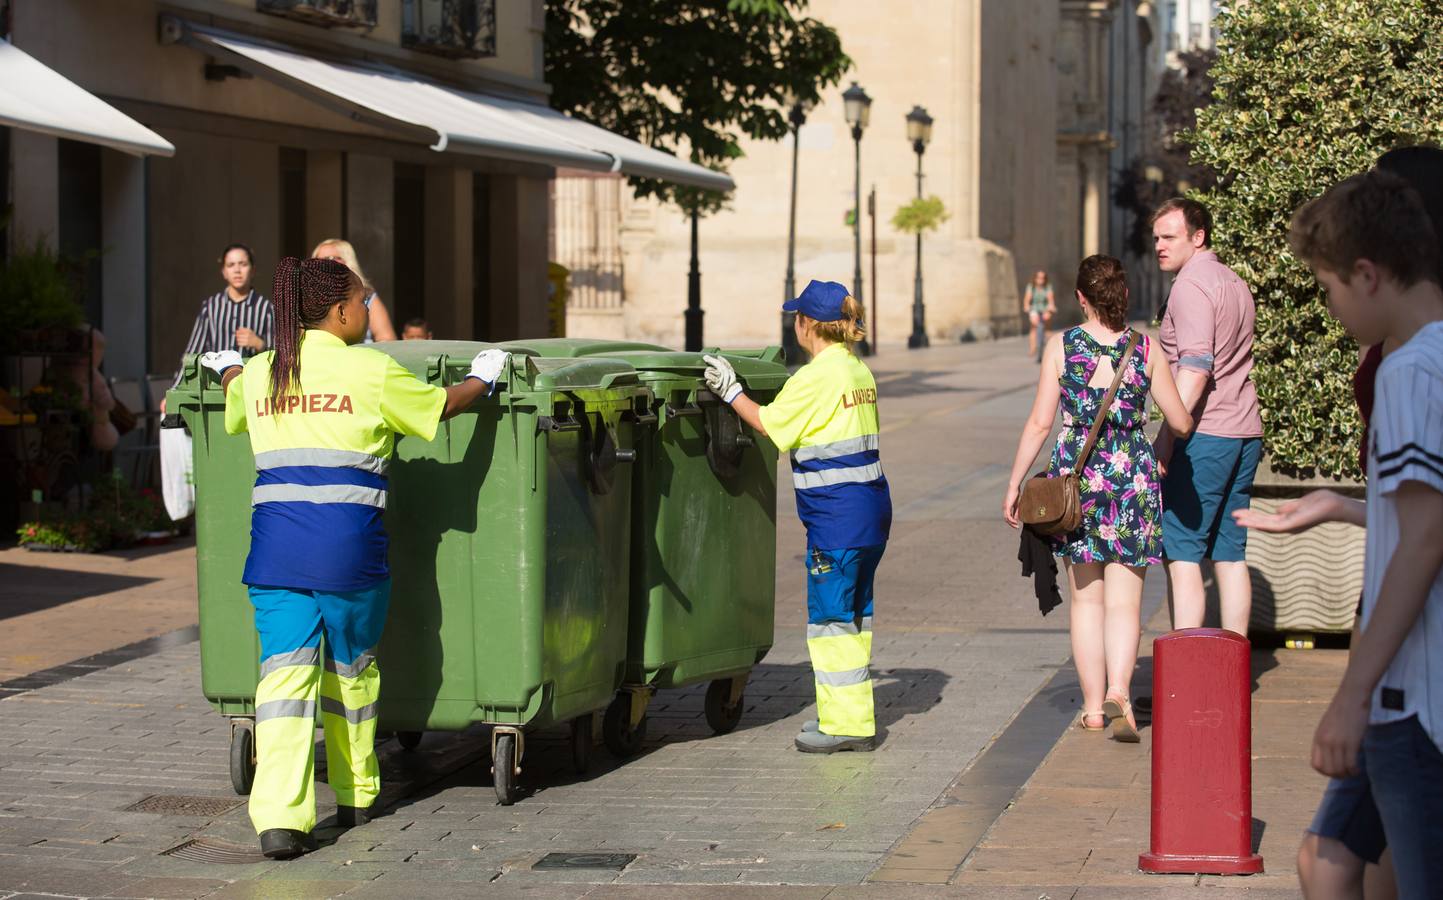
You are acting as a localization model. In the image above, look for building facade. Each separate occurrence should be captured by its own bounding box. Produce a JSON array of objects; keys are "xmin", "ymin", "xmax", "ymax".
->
[
  {"xmin": 560, "ymin": 0, "xmax": 1165, "ymax": 349},
  {"xmin": 4, "ymin": 0, "xmax": 709, "ymax": 382}
]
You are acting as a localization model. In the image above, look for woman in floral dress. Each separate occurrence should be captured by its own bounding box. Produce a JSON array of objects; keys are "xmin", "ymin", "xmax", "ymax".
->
[{"xmin": 1004, "ymin": 255, "xmax": 1193, "ymax": 741}]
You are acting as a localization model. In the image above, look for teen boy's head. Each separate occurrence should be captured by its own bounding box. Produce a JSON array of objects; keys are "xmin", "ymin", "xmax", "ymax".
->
[
  {"xmin": 402, "ymin": 318, "xmax": 432, "ymax": 340},
  {"xmin": 1288, "ymin": 169, "xmax": 1441, "ymax": 346}
]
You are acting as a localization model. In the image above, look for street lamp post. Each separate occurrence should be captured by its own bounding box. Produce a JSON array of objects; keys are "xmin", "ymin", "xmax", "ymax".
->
[
  {"xmin": 906, "ymin": 104, "xmax": 933, "ymax": 350},
  {"xmin": 781, "ymin": 99, "xmax": 808, "ymax": 364},
  {"xmin": 843, "ymin": 82, "xmax": 872, "ymax": 354}
]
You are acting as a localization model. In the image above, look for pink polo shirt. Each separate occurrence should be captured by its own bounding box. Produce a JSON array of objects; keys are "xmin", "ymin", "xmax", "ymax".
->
[{"xmin": 1158, "ymin": 250, "xmax": 1263, "ymax": 438}]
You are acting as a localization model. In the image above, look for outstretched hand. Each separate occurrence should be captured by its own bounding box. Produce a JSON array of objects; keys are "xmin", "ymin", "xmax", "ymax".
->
[{"xmin": 1232, "ymin": 489, "xmax": 1346, "ymax": 535}]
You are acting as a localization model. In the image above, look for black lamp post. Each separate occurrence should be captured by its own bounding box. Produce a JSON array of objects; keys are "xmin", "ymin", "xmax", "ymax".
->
[
  {"xmin": 781, "ymin": 98, "xmax": 809, "ymax": 364},
  {"xmin": 843, "ymin": 82, "xmax": 872, "ymax": 354},
  {"xmin": 906, "ymin": 104, "xmax": 933, "ymax": 349}
]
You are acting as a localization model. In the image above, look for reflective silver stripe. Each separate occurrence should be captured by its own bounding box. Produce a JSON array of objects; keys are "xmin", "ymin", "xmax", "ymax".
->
[
  {"xmin": 859, "ymin": 616, "xmax": 874, "ymax": 633},
  {"xmin": 259, "ymin": 647, "xmax": 321, "ymax": 680},
  {"xmin": 793, "ymin": 462, "xmax": 884, "ymax": 490},
  {"xmin": 255, "ymin": 699, "xmax": 316, "ymax": 723},
  {"xmin": 793, "ymin": 434, "xmax": 880, "ymax": 463},
  {"xmin": 252, "ymin": 484, "xmax": 387, "ymax": 508},
  {"xmin": 324, "ymin": 651, "xmax": 376, "ymax": 679},
  {"xmin": 807, "ymin": 622, "xmax": 860, "ymax": 639},
  {"xmin": 814, "ymin": 667, "xmax": 871, "ymax": 687},
  {"xmin": 254, "ymin": 448, "xmax": 389, "ymax": 475},
  {"xmin": 320, "ymin": 696, "xmax": 380, "ymax": 724}
]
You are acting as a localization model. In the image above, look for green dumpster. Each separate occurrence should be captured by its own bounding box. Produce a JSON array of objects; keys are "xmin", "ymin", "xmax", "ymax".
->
[
  {"xmin": 494, "ymin": 339, "xmax": 791, "ymax": 755},
  {"xmin": 168, "ymin": 342, "xmax": 647, "ymax": 804}
]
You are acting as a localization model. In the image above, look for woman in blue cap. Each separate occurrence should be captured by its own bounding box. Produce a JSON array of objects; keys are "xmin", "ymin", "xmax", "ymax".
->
[{"xmin": 705, "ymin": 280, "xmax": 891, "ymax": 752}]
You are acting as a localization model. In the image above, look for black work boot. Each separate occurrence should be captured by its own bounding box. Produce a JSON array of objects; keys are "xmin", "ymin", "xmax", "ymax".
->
[
  {"xmin": 259, "ymin": 828, "xmax": 316, "ymax": 860},
  {"xmin": 335, "ymin": 805, "xmax": 373, "ymax": 827}
]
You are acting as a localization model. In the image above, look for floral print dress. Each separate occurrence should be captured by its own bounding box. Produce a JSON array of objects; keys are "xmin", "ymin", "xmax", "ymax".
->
[{"xmin": 1047, "ymin": 326, "xmax": 1163, "ymax": 566}]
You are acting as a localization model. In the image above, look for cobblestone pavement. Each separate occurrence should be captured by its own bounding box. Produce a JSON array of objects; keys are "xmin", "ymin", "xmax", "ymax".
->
[{"xmin": 0, "ymin": 336, "xmax": 1215, "ymax": 897}]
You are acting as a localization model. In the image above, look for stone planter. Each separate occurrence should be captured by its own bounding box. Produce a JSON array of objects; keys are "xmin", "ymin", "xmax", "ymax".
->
[{"xmin": 1246, "ymin": 457, "xmax": 1364, "ymax": 638}]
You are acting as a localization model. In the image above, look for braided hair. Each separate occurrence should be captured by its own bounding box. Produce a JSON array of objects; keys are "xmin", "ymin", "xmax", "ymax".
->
[{"xmin": 269, "ymin": 256, "xmax": 359, "ymax": 410}]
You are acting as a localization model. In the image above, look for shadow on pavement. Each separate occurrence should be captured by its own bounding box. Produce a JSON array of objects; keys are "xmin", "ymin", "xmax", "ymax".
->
[{"xmin": 0, "ymin": 562, "xmax": 157, "ymax": 619}]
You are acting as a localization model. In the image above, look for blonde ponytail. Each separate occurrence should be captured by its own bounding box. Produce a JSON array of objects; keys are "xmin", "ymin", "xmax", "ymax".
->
[{"xmin": 811, "ymin": 295, "xmax": 867, "ymax": 345}]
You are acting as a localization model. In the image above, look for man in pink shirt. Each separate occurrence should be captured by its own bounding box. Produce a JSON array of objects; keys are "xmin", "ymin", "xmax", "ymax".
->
[{"xmin": 1151, "ymin": 198, "xmax": 1265, "ymax": 636}]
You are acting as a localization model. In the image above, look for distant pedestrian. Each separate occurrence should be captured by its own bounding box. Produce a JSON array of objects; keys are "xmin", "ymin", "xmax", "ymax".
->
[
  {"xmin": 312, "ymin": 239, "xmax": 398, "ymax": 342},
  {"xmin": 401, "ymin": 318, "xmax": 432, "ymax": 341},
  {"xmin": 1022, "ymin": 269, "xmax": 1056, "ymax": 359},
  {"xmin": 198, "ymin": 256, "xmax": 507, "ymax": 859},
  {"xmin": 164, "ymin": 243, "xmax": 273, "ymax": 411},
  {"xmin": 1240, "ymin": 167, "xmax": 1443, "ymax": 900},
  {"xmin": 1151, "ymin": 198, "xmax": 1263, "ymax": 636},
  {"xmin": 705, "ymin": 280, "xmax": 891, "ymax": 753},
  {"xmin": 1004, "ymin": 255, "xmax": 1192, "ymax": 741}
]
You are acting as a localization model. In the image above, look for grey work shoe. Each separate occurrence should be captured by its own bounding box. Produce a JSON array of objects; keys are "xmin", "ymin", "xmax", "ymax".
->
[
  {"xmin": 794, "ymin": 730, "xmax": 875, "ymax": 753},
  {"xmin": 802, "ymin": 718, "xmax": 819, "ymax": 733}
]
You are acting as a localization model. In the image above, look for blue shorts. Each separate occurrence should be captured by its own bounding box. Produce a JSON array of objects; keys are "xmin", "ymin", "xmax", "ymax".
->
[
  {"xmin": 1364, "ymin": 716, "xmax": 1443, "ymax": 895},
  {"xmin": 1161, "ymin": 434, "xmax": 1262, "ymax": 563},
  {"xmin": 1308, "ymin": 765, "xmax": 1385, "ymax": 865},
  {"xmin": 805, "ymin": 545, "xmax": 884, "ymax": 627}
]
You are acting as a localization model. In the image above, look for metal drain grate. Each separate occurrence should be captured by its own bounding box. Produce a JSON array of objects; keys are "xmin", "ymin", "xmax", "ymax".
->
[
  {"xmin": 161, "ymin": 837, "xmax": 269, "ymax": 864},
  {"xmin": 125, "ymin": 794, "xmax": 245, "ymax": 817},
  {"xmin": 532, "ymin": 852, "xmax": 636, "ymax": 871}
]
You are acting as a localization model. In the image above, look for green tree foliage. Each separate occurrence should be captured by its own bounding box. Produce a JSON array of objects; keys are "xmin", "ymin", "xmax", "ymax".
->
[
  {"xmin": 1186, "ymin": 0, "xmax": 1443, "ymax": 480},
  {"xmin": 545, "ymin": 0, "xmax": 850, "ymax": 214},
  {"xmin": 890, "ymin": 196, "xmax": 949, "ymax": 235}
]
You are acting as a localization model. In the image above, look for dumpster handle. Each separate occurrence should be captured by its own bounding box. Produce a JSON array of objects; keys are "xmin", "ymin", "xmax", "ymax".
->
[
  {"xmin": 537, "ymin": 415, "xmax": 582, "ymax": 433},
  {"xmin": 614, "ymin": 448, "xmax": 637, "ymax": 463}
]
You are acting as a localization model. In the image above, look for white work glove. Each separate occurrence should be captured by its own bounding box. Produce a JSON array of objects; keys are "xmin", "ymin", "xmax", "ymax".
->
[
  {"xmin": 703, "ymin": 354, "xmax": 743, "ymax": 404},
  {"xmin": 199, "ymin": 350, "xmax": 244, "ymax": 377},
  {"xmin": 466, "ymin": 349, "xmax": 510, "ymax": 394}
]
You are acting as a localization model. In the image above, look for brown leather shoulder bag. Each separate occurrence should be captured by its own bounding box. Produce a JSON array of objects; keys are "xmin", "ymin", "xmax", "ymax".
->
[{"xmin": 1019, "ymin": 330, "xmax": 1140, "ymax": 536}]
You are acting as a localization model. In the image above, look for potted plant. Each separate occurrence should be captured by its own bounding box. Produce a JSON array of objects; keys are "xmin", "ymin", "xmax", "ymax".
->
[
  {"xmin": 16, "ymin": 520, "xmax": 70, "ymax": 552},
  {"xmin": 1185, "ymin": 2, "xmax": 1442, "ymax": 640}
]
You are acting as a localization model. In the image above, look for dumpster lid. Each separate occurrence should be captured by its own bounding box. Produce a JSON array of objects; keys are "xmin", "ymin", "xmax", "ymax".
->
[
  {"xmin": 368, "ymin": 340, "xmax": 639, "ymax": 392},
  {"xmin": 494, "ymin": 338, "xmax": 672, "ymax": 357},
  {"xmin": 586, "ymin": 349, "xmax": 790, "ymax": 391}
]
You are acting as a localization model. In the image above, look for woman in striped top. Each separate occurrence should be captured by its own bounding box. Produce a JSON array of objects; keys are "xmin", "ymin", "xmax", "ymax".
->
[
  {"xmin": 169, "ymin": 244, "xmax": 274, "ymax": 394},
  {"xmin": 311, "ymin": 239, "xmax": 398, "ymax": 342}
]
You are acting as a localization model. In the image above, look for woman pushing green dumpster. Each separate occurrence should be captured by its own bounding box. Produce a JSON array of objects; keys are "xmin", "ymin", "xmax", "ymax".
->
[
  {"xmin": 704, "ymin": 279, "xmax": 892, "ymax": 752},
  {"xmin": 199, "ymin": 256, "xmax": 508, "ymax": 859}
]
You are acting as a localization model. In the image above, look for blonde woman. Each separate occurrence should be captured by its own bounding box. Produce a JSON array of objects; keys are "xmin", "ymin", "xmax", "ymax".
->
[
  {"xmin": 1022, "ymin": 269, "xmax": 1056, "ymax": 359},
  {"xmin": 311, "ymin": 239, "xmax": 398, "ymax": 342}
]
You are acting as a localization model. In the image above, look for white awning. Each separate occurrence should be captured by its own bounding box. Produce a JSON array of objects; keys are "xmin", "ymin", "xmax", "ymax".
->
[
  {"xmin": 0, "ymin": 39, "xmax": 175, "ymax": 157},
  {"xmin": 171, "ymin": 21, "xmax": 733, "ymax": 192}
]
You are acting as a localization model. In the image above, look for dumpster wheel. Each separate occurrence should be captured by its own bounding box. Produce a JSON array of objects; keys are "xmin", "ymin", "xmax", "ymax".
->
[
  {"xmin": 603, "ymin": 693, "xmax": 648, "ymax": 758},
  {"xmin": 491, "ymin": 729, "xmax": 521, "ymax": 806},
  {"xmin": 396, "ymin": 731, "xmax": 423, "ymax": 751},
  {"xmin": 704, "ymin": 678, "xmax": 746, "ymax": 735},
  {"xmin": 229, "ymin": 719, "xmax": 256, "ymax": 796},
  {"xmin": 570, "ymin": 715, "xmax": 594, "ymax": 774}
]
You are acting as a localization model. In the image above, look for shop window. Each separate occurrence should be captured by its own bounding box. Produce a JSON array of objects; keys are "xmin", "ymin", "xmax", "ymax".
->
[
  {"xmin": 402, "ymin": 0, "xmax": 497, "ymax": 59},
  {"xmin": 279, "ymin": 148, "xmax": 308, "ymax": 259},
  {"xmin": 257, "ymin": 0, "xmax": 377, "ymax": 29},
  {"xmin": 57, "ymin": 140, "xmax": 102, "ymax": 329},
  {"xmin": 393, "ymin": 163, "xmax": 426, "ymax": 326}
]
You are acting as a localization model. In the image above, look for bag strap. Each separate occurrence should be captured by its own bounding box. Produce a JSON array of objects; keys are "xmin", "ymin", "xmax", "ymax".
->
[{"xmin": 1070, "ymin": 329, "xmax": 1140, "ymax": 475}]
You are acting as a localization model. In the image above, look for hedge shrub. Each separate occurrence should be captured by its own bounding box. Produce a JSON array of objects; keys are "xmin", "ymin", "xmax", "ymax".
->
[{"xmin": 1186, "ymin": 0, "xmax": 1443, "ymax": 480}]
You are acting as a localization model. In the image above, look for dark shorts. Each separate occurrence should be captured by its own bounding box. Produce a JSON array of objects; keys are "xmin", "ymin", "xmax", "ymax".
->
[
  {"xmin": 1161, "ymin": 434, "xmax": 1262, "ymax": 563},
  {"xmin": 1307, "ymin": 764, "xmax": 1386, "ymax": 865},
  {"xmin": 1364, "ymin": 716, "xmax": 1443, "ymax": 896}
]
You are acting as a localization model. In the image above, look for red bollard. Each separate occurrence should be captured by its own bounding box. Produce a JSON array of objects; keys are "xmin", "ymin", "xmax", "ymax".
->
[{"xmin": 1139, "ymin": 627, "xmax": 1264, "ymax": 875}]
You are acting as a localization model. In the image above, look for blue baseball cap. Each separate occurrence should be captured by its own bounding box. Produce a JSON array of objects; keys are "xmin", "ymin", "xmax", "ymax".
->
[{"xmin": 783, "ymin": 280, "xmax": 849, "ymax": 321}]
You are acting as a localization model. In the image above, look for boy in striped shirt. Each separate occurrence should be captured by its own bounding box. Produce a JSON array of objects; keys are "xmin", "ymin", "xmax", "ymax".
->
[{"xmin": 1240, "ymin": 169, "xmax": 1443, "ymax": 897}]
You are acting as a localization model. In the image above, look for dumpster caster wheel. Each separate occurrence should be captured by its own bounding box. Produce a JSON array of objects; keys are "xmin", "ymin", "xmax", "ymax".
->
[
  {"xmin": 492, "ymin": 732, "xmax": 518, "ymax": 806},
  {"xmin": 603, "ymin": 695, "xmax": 647, "ymax": 758},
  {"xmin": 1285, "ymin": 634, "xmax": 1316, "ymax": 650},
  {"xmin": 229, "ymin": 722, "xmax": 256, "ymax": 796},
  {"xmin": 570, "ymin": 715, "xmax": 593, "ymax": 775},
  {"xmin": 396, "ymin": 731, "xmax": 423, "ymax": 751},
  {"xmin": 704, "ymin": 679, "xmax": 745, "ymax": 735}
]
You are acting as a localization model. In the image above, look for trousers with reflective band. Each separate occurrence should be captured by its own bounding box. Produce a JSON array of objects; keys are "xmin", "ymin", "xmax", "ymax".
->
[
  {"xmin": 805, "ymin": 545, "xmax": 884, "ymax": 738},
  {"xmin": 247, "ymin": 580, "xmax": 389, "ymax": 834}
]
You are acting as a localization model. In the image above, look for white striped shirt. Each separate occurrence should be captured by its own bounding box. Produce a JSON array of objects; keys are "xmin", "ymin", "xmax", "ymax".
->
[
  {"xmin": 173, "ymin": 289, "xmax": 274, "ymax": 385},
  {"xmin": 1361, "ymin": 320, "xmax": 1443, "ymax": 749}
]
